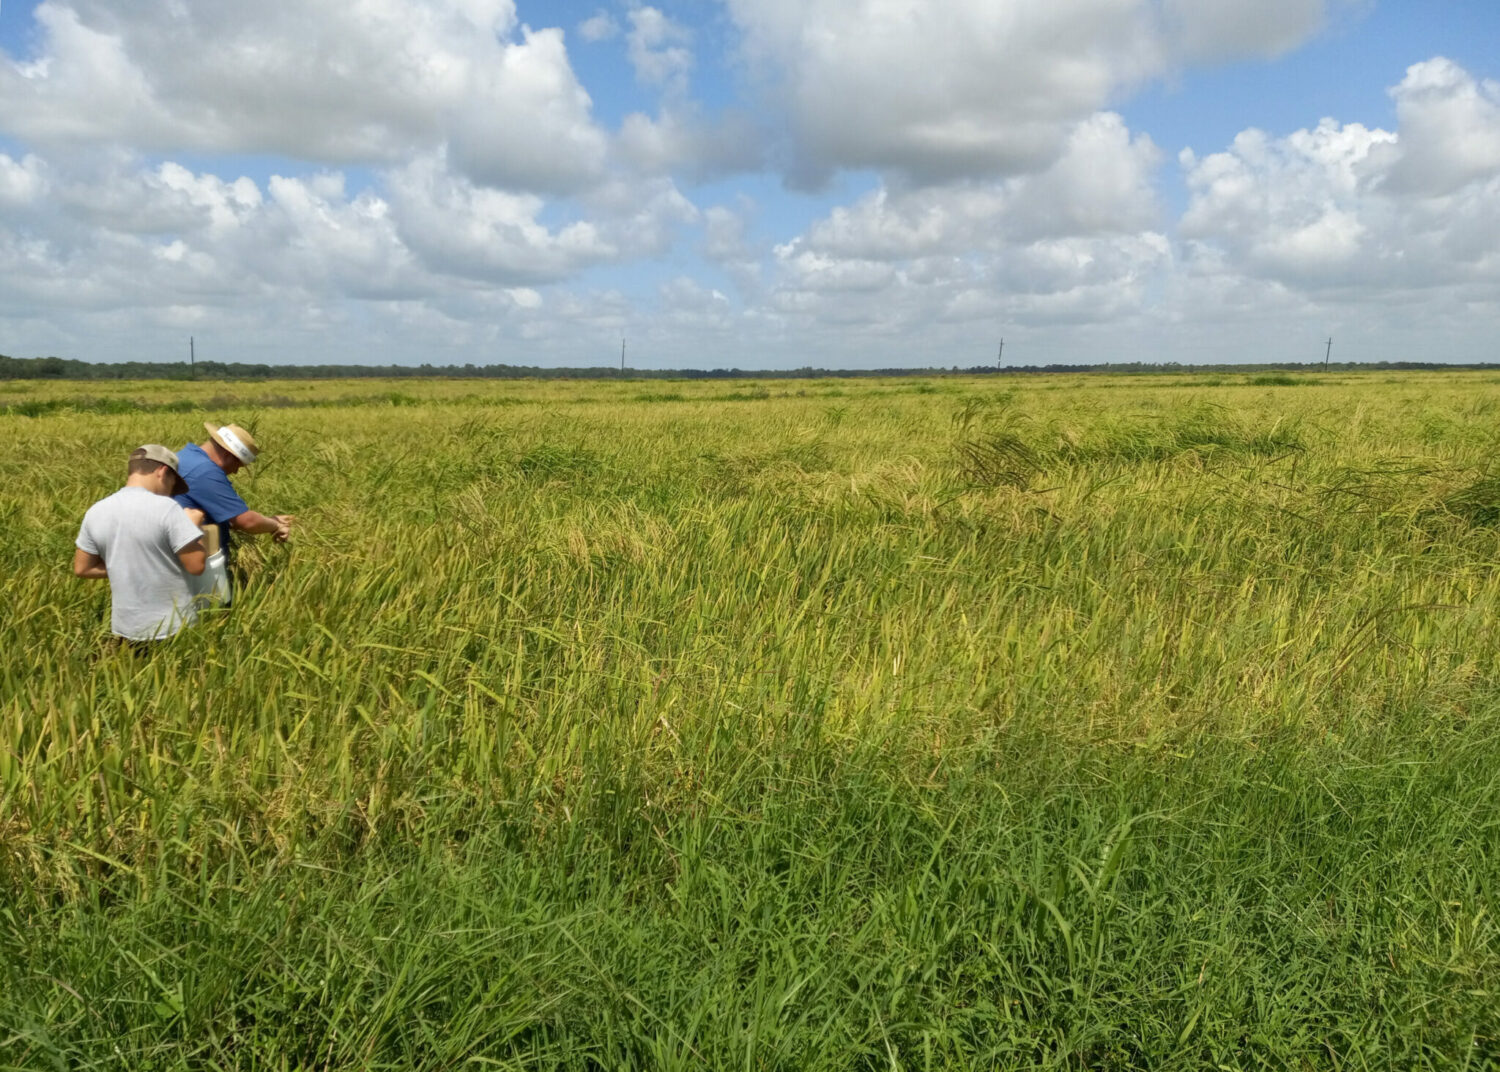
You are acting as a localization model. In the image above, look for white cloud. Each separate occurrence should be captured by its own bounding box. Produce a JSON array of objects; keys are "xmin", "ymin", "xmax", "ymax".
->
[
  {"xmin": 725, "ymin": 0, "xmax": 1331, "ymax": 186},
  {"xmin": 991, "ymin": 112, "xmax": 1162, "ymax": 241},
  {"xmin": 50, "ymin": 156, "xmax": 262, "ymax": 236},
  {"xmin": 0, "ymin": 153, "xmax": 435, "ymax": 323},
  {"xmin": 1179, "ymin": 120, "xmax": 1396, "ymax": 281},
  {"xmin": 1, "ymin": 3, "xmax": 171, "ymax": 142},
  {"xmin": 763, "ymin": 111, "xmax": 1172, "ymax": 341},
  {"xmin": 701, "ymin": 203, "xmax": 751, "ymax": 263},
  {"xmin": 1175, "ymin": 55, "xmax": 1500, "ymax": 352},
  {"xmin": 0, "ymin": 140, "xmax": 700, "ymax": 350},
  {"xmin": 0, "ymin": 2, "xmax": 1496, "ymax": 370},
  {"xmin": 761, "ymin": 226, "xmax": 1173, "ymax": 342},
  {"xmin": 260, "ymin": 173, "xmax": 421, "ymax": 299},
  {"xmin": 615, "ymin": 108, "xmax": 764, "ymax": 179},
  {"xmin": 580, "ymin": 173, "xmax": 700, "ymax": 257},
  {"xmin": 383, "ymin": 153, "xmax": 614, "ymax": 285},
  {"xmin": 155, "ymin": 164, "xmax": 263, "ymax": 231},
  {"xmin": 1159, "ymin": 0, "xmax": 1330, "ymax": 63},
  {"xmin": 627, "ymin": 6, "xmax": 693, "ymax": 96},
  {"xmin": 774, "ymin": 247, "xmax": 897, "ymax": 293},
  {"xmin": 0, "ymin": 0, "xmax": 608, "ymax": 194},
  {"xmin": 700, "ymin": 201, "xmax": 764, "ymax": 296},
  {"xmin": 445, "ymin": 26, "xmax": 608, "ymax": 194},
  {"xmin": 660, "ymin": 275, "xmax": 731, "ymax": 317},
  {"xmin": 1366, "ymin": 58, "xmax": 1500, "ymax": 197},
  {"xmin": 376, "ymin": 153, "xmax": 698, "ymax": 286},
  {"xmin": 796, "ymin": 113, "xmax": 1160, "ymax": 261},
  {"xmin": 0, "ymin": 153, "xmax": 49, "ymax": 208},
  {"xmin": 578, "ymin": 10, "xmax": 620, "ymax": 42}
]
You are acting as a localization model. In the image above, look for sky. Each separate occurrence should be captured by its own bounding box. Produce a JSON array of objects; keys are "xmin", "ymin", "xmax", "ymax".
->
[{"xmin": 1, "ymin": 0, "xmax": 1499, "ymax": 370}]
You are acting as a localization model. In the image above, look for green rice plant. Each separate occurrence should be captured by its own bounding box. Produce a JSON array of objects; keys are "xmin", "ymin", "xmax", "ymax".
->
[
  {"xmin": 1247, "ymin": 373, "xmax": 1313, "ymax": 386},
  {"xmin": 2, "ymin": 370, "xmax": 1499, "ymax": 1068},
  {"xmin": 1434, "ymin": 468, "xmax": 1500, "ymax": 526}
]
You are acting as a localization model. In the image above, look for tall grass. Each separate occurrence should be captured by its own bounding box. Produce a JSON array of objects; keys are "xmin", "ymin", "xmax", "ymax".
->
[{"xmin": 2, "ymin": 372, "xmax": 1498, "ymax": 1068}]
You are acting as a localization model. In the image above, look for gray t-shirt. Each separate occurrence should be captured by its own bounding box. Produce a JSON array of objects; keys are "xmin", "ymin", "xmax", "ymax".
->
[{"xmin": 77, "ymin": 486, "xmax": 204, "ymax": 640}]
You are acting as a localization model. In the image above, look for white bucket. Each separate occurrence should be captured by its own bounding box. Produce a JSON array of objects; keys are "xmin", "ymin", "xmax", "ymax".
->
[
  {"xmin": 190, "ymin": 548, "xmax": 231, "ymax": 608},
  {"xmin": 189, "ymin": 523, "xmax": 231, "ymax": 608}
]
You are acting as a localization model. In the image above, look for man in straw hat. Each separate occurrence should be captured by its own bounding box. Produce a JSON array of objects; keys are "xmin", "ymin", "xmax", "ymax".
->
[
  {"xmin": 173, "ymin": 422, "xmax": 294, "ymax": 604},
  {"xmin": 74, "ymin": 445, "xmax": 207, "ymax": 642}
]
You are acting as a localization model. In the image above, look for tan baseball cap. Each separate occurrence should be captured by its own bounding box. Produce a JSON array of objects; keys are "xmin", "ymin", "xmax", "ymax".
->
[
  {"xmin": 132, "ymin": 444, "xmax": 190, "ymax": 496},
  {"xmin": 204, "ymin": 422, "xmax": 258, "ymax": 464}
]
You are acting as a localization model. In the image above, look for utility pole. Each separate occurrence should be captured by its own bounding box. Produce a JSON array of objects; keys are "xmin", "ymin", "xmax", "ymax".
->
[
  {"xmin": 190, "ymin": 336, "xmax": 195, "ymax": 380},
  {"xmin": 621, "ymin": 337, "xmax": 626, "ymax": 374},
  {"xmin": 1324, "ymin": 336, "xmax": 1332, "ymax": 368},
  {"xmin": 997, "ymin": 337, "xmax": 1004, "ymax": 368}
]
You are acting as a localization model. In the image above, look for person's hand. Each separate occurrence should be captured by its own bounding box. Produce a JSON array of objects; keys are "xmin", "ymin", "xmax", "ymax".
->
[
  {"xmin": 183, "ymin": 507, "xmax": 206, "ymax": 526},
  {"xmin": 272, "ymin": 514, "xmax": 295, "ymax": 543}
]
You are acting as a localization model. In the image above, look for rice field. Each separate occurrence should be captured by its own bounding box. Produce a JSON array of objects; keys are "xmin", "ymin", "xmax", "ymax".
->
[{"xmin": 2, "ymin": 370, "xmax": 1498, "ymax": 1069}]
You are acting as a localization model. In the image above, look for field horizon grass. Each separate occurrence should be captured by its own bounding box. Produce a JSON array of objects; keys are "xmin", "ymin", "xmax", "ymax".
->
[{"xmin": 2, "ymin": 371, "xmax": 1498, "ymax": 1068}]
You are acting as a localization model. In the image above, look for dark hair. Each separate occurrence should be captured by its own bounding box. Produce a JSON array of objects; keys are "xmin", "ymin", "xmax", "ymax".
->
[{"xmin": 127, "ymin": 450, "xmax": 167, "ymax": 478}]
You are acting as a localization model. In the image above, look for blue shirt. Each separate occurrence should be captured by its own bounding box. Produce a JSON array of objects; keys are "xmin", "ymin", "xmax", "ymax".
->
[{"xmin": 174, "ymin": 442, "xmax": 248, "ymax": 552}]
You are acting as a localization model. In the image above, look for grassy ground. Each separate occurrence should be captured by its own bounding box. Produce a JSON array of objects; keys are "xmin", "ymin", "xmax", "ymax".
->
[{"xmin": 2, "ymin": 371, "xmax": 1498, "ymax": 1068}]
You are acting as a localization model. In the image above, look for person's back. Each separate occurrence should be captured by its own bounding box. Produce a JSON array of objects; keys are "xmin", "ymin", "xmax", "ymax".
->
[
  {"xmin": 174, "ymin": 441, "xmax": 244, "ymax": 557},
  {"xmin": 75, "ymin": 447, "xmax": 206, "ymax": 642},
  {"xmin": 173, "ymin": 422, "xmax": 293, "ymax": 608}
]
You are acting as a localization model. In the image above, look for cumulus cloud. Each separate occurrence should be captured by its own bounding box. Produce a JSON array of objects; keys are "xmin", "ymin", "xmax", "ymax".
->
[
  {"xmin": 0, "ymin": 136, "xmax": 702, "ymax": 347},
  {"xmin": 2, "ymin": 1, "xmax": 1496, "ymax": 370},
  {"xmin": 445, "ymin": 26, "xmax": 608, "ymax": 194},
  {"xmin": 382, "ymin": 153, "xmax": 614, "ymax": 285},
  {"xmin": 627, "ymin": 6, "xmax": 693, "ymax": 96},
  {"xmin": 0, "ymin": 153, "xmax": 431, "ymax": 325},
  {"xmin": 580, "ymin": 172, "xmax": 700, "ymax": 257},
  {"xmin": 698, "ymin": 202, "xmax": 764, "ymax": 296},
  {"xmin": 763, "ymin": 111, "xmax": 1171, "ymax": 339},
  {"xmin": 259, "ymin": 173, "xmax": 422, "ymax": 300},
  {"xmin": 615, "ymin": 108, "xmax": 764, "ymax": 179},
  {"xmin": 0, "ymin": 0, "xmax": 608, "ymax": 194},
  {"xmin": 1173, "ymin": 54, "xmax": 1500, "ymax": 357},
  {"xmin": 1182, "ymin": 58, "xmax": 1500, "ymax": 296},
  {"xmin": 49, "ymin": 155, "xmax": 263, "ymax": 236},
  {"xmin": 991, "ymin": 112, "xmax": 1163, "ymax": 241},
  {"xmin": 578, "ymin": 10, "xmax": 620, "ymax": 42},
  {"xmin": 1366, "ymin": 58, "xmax": 1500, "ymax": 197},
  {"xmin": 796, "ymin": 113, "xmax": 1160, "ymax": 261},
  {"xmin": 659, "ymin": 275, "xmax": 732, "ymax": 325},
  {"xmin": 0, "ymin": 153, "xmax": 49, "ymax": 209},
  {"xmin": 762, "ymin": 226, "xmax": 1172, "ymax": 341},
  {"xmin": 1179, "ymin": 121, "xmax": 1395, "ymax": 282},
  {"xmin": 701, "ymin": 203, "xmax": 751, "ymax": 263},
  {"xmin": 1158, "ymin": 0, "xmax": 1330, "ymax": 63},
  {"xmin": 724, "ymin": 0, "xmax": 1333, "ymax": 186},
  {"xmin": 609, "ymin": 7, "xmax": 765, "ymax": 185}
]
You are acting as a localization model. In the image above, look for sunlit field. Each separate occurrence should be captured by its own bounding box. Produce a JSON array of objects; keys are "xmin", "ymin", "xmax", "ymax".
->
[{"xmin": 3, "ymin": 370, "xmax": 1498, "ymax": 1068}]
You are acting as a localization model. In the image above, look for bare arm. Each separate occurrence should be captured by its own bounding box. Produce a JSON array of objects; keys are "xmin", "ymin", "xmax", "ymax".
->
[
  {"xmin": 177, "ymin": 537, "xmax": 206, "ymax": 576},
  {"xmin": 231, "ymin": 509, "xmax": 294, "ymax": 542},
  {"xmin": 73, "ymin": 548, "xmax": 108, "ymax": 579}
]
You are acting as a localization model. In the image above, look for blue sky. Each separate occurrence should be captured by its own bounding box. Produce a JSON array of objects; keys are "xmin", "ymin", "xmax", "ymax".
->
[
  {"xmin": 1125, "ymin": 3, "xmax": 1499, "ymax": 178},
  {"xmin": 1, "ymin": 0, "xmax": 1498, "ymax": 369}
]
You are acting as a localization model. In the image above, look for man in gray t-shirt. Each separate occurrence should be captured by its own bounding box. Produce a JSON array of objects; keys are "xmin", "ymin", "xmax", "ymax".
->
[{"xmin": 75, "ymin": 445, "xmax": 208, "ymax": 641}]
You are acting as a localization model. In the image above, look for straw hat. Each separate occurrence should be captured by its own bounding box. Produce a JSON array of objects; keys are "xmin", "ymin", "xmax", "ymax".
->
[{"xmin": 204, "ymin": 422, "xmax": 258, "ymax": 464}]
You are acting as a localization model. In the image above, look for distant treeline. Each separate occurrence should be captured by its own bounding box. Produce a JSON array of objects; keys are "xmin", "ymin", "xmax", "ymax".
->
[{"xmin": 2, "ymin": 352, "xmax": 1496, "ymax": 381}]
